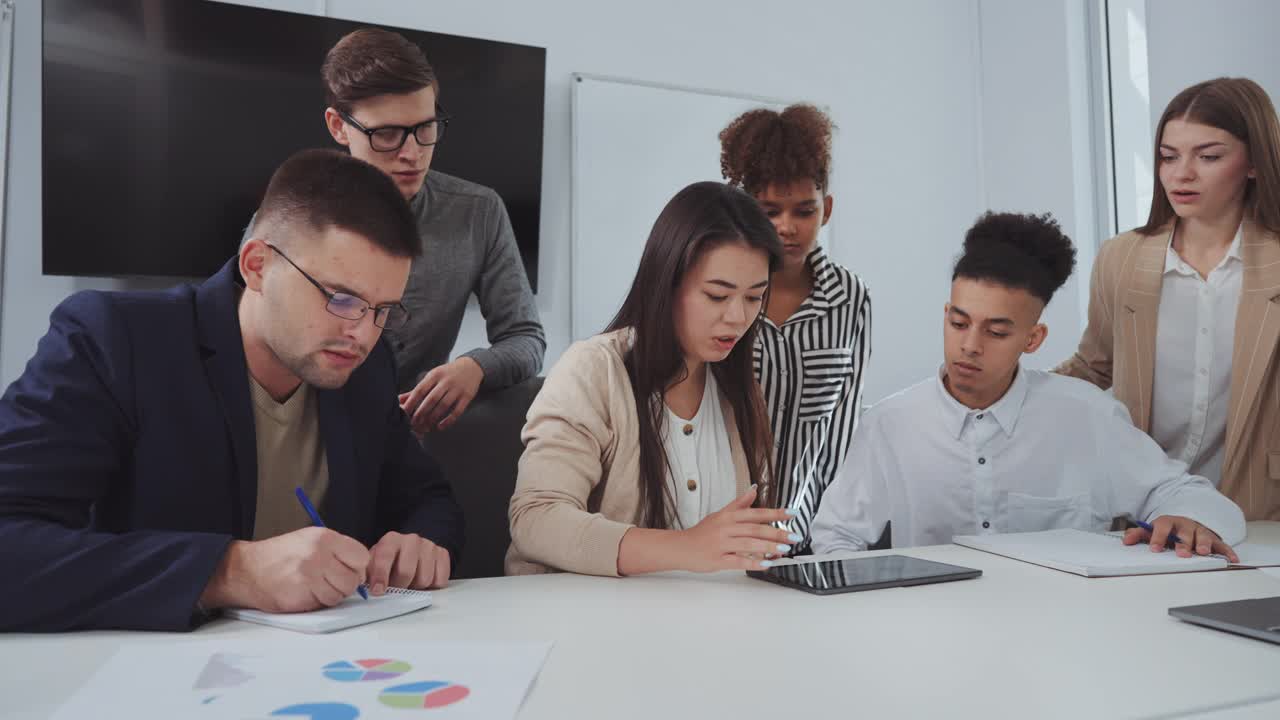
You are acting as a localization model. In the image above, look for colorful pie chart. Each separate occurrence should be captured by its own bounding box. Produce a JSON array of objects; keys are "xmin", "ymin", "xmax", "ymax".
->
[
  {"xmin": 379, "ymin": 681, "xmax": 471, "ymax": 709},
  {"xmin": 322, "ymin": 658, "xmax": 412, "ymax": 682},
  {"xmin": 270, "ymin": 702, "xmax": 360, "ymax": 720}
]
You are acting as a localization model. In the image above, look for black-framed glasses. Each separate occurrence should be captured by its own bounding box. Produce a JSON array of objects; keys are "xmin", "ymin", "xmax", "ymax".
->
[
  {"xmin": 266, "ymin": 243, "xmax": 410, "ymax": 330},
  {"xmin": 338, "ymin": 106, "xmax": 450, "ymax": 152}
]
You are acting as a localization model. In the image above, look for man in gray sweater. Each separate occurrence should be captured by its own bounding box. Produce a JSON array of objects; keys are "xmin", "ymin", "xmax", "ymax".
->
[{"xmin": 313, "ymin": 27, "xmax": 544, "ymax": 433}]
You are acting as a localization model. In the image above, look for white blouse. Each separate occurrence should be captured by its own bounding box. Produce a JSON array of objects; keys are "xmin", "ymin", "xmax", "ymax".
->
[
  {"xmin": 1150, "ymin": 225, "xmax": 1243, "ymax": 487},
  {"xmin": 660, "ymin": 371, "xmax": 737, "ymax": 530}
]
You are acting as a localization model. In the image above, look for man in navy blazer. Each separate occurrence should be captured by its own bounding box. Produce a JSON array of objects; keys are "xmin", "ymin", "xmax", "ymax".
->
[{"xmin": 0, "ymin": 149, "xmax": 464, "ymax": 632}]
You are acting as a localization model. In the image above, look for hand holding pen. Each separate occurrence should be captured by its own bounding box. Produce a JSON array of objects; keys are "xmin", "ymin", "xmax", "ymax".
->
[
  {"xmin": 296, "ymin": 487, "xmax": 369, "ymax": 599},
  {"xmin": 1121, "ymin": 516, "xmax": 1239, "ymax": 563},
  {"xmin": 197, "ymin": 509, "xmax": 372, "ymax": 613}
]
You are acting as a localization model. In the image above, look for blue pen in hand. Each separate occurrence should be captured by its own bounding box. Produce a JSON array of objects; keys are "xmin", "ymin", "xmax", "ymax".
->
[
  {"xmin": 295, "ymin": 487, "xmax": 369, "ymax": 600},
  {"xmin": 1130, "ymin": 519, "xmax": 1184, "ymax": 548}
]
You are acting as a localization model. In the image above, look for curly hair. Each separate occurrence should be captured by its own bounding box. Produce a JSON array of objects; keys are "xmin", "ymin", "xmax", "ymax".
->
[
  {"xmin": 952, "ymin": 212, "xmax": 1077, "ymax": 305},
  {"xmin": 719, "ymin": 104, "xmax": 834, "ymax": 195}
]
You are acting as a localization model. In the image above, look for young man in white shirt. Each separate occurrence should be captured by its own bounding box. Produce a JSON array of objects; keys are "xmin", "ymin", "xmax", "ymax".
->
[{"xmin": 810, "ymin": 212, "xmax": 1245, "ymax": 559}]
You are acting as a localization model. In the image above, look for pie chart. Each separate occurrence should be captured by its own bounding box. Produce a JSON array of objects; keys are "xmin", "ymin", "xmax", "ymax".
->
[
  {"xmin": 270, "ymin": 702, "xmax": 360, "ymax": 720},
  {"xmin": 322, "ymin": 658, "xmax": 412, "ymax": 682},
  {"xmin": 379, "ymin": 681, "xmax": 471, "ymax": 709}
]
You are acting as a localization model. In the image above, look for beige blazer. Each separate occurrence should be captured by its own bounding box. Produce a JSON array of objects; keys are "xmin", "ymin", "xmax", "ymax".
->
[
  {"xmin": 1057, "ymin": 220, "xmax": 1280, "ymax": 520},
  {"xmin": 505, "ymin": 330, "xmax": 751, "ymax": 576}
]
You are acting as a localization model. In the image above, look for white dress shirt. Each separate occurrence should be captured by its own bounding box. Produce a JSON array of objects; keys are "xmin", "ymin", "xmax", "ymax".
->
[
  {"xmin": 661, "ymin": 371, "xmax": 737, "ymax": 530},
  {"xmin": 810, "ymin": 367, "xmax": 1245, "ymax": 552},
  {"xmin": 1150, "ymin": 225, "xmax": 1243, "ymax": 487}
]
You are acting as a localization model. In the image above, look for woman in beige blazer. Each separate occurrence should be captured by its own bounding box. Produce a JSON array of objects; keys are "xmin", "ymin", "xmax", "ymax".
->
[
  {"xmin": 507, "ymin": 182, "xmax": 796, "ymax": 576},
  {"xmin": 1059, "ymin": 77, "xmax": 1280, "ymax": 520}
]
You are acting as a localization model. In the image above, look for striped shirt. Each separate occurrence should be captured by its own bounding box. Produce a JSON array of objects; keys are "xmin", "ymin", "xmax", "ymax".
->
[{"xmin": 753, "ymin": 245, "xmax": 872, "ymax": 552}]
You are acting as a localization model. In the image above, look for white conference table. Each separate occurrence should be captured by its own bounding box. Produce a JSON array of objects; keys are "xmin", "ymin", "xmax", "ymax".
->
[{"xmin": 5, "ymin": 522, "xmax": 1280, "ymax": 720}]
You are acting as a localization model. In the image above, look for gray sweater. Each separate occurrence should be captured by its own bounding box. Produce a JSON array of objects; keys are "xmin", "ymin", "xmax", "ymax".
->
[
  {"xmin": 242, "ymin": 170, "xmax": 544, "ymax": 393},
  {"xmin": 392, "ymin": 170, "xmax": 544, "ymax": 392}
]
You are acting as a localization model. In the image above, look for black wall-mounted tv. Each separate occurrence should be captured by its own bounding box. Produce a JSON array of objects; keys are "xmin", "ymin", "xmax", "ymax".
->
[{"xmin": 42, "ymin": 0, "xmax": 546, "ymax": 290}]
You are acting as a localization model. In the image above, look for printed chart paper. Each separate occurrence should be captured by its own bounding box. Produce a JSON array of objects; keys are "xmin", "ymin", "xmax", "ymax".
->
[{"xmin": 52, "ymin": 640, "xmax": 552, "ymax": 720}]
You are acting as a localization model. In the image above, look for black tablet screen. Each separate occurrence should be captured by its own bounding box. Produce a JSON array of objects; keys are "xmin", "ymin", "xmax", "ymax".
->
[{"xmin": 749, "ymin": 555, "xmax": 981, "ymax": 594}]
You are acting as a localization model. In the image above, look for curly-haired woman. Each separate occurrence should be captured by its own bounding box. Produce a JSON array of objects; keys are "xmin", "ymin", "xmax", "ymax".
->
[{"xmin": 719, "ymin": 104, "xmax": 872, "ymax": 552}]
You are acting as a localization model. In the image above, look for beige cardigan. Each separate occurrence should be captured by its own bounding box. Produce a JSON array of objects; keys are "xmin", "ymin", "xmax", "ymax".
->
[
  {"xmin": 1057, "ymin": 220, "xmax": 1280, "ymax": 520},
  {"xmin": 505, "ymin": 330, "xmax": 751, "ymax": 576}
]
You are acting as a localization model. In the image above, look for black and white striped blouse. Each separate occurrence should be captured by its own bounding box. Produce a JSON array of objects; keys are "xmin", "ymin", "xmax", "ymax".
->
[{"xmin": 753, "ymin": 245, "xmax": 872, "ymax": 552}]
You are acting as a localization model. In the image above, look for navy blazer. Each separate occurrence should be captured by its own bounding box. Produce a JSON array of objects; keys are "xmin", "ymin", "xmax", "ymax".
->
[{"xmin": 0, "ymin": 260, "xmax": 464, "ymax": 632}]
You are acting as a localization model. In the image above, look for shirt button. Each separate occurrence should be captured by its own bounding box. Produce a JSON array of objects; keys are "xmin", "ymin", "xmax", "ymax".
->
[
  {"xmin": 1200, "ymin": 328, "xmax": 1209, "ymax": 335},
  {"xmin": 982, "ymin": 521, "xmax": 991, "ymax": 529},
  {"xmin": 687, "ymin": 479, "xmax": 698, "ymax": 491},
  {"xmin": 978, "ymin": 457, "xmax": 986, "ymax": 465},
  {"xmin": 682, "ymin": 423, "xmax": 694, "ymax": 436},
  {"xmin": 1200, "ymin": 368, "xmax": 1209, "ymax": 376},
  {"xmin": 976, "ymin": 414, "xmax": 984, "ymax": 420}
]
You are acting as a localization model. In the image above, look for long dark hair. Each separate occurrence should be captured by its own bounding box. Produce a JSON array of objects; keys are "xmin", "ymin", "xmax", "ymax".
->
[
  {"xmin": 1140, "ymin": 77, "xmax": 1280, "ymax": 236},
  {"xmin": 605, "ymin": 182, "xmax": 782, "ymax": 529}
]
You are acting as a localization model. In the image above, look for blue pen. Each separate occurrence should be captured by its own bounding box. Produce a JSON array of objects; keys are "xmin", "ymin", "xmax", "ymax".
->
[
  {"xmin": 1130, "ymin": 519, "xmax": 1184, "ymax": 547},
  {"xmin": 295, "ymin": 487, "xmax": 369, "ymax": 600}
]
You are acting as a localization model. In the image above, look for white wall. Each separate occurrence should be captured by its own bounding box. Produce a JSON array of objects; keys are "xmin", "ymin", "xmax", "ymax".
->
[
  {"xmin": 1146, "ymin": 0, "xmax": 1280, "ymax": 125},
  {"xmin": 1, "ymin": 0, "xmax": 1102, "ymax": 403},
  {"xmin": 975, "ymin": 0, "xmax": 1102, "ymax": 374}
]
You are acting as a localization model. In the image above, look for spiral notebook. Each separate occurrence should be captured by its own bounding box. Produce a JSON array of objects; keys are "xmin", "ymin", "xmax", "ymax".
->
[
  {"xmin": 954, "ymin": 529, "xmax": 1280, "ymax": 577},
  {"xmin": 224, "ymin": 587, "xmax": 433, "ymax": 633}
]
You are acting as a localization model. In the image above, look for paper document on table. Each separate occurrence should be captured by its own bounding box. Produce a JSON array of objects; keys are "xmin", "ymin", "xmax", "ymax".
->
[
  {"xmin": 224, "ymin": 587, "xmax": 432, "ymax": 633},
  {"xmin": 51, "ymin": 640, "xmax": 553, "ymax": 720},
  {"xmin": 954, "ymin": 529, "xmax": 1227, "ymax": 577},
  {"xmin": 1230, "ymin": 542, "xmax": 1280, "ymax": 568}
]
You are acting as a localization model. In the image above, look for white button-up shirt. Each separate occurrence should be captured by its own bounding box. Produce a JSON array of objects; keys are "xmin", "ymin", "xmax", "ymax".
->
[
  {"xmin": 1150, "ymin": 226, "xmax": 1243, "ymax": 487},
  {"xmin": 661, "ymin": 370, "xmax": 737, "ymax": 530},
  {"xmin": 811, "ymin": 367, "xmax": 1245, "ymax": 552}
]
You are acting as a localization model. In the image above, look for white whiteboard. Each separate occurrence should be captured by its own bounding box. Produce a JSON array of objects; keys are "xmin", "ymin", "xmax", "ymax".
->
[{"xmin": 570, "ymin": 74, "xmax": 828, "ymax": 341}]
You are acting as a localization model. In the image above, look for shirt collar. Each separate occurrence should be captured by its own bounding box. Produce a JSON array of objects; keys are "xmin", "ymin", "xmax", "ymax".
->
[
  {"xmin": 1163, "ymin": 222, "xmax": 1244, "ymax": 276},
  {"xmin": 934, "ymin": 364, "xmax": 1028, "ymax": 439},
  {"xmin": 804, "ymin": 245, "xmax": 848, "ymax": 309}
]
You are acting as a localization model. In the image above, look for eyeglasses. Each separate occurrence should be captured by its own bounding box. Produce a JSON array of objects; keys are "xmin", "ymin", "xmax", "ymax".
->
[
  {"xmin": 266, "ymin": 243, "xmax": 410, "ymax": 330},
  {"xmin": 338, "ymin": 107, "xmax": 450, "ymax": 152}
]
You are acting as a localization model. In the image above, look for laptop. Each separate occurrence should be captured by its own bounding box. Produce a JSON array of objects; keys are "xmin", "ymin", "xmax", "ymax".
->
[{"xmin": 1168, "ymin": 596, "xmax": 1280, "ymax": 645}]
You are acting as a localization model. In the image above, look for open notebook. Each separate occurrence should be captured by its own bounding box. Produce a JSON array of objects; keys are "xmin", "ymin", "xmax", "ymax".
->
[
  {"xmin": 224, "ymin": 587, "xmax": 433, "ymax": 633},
  {"xmin": 954, "ymin": 529, "xmax": 1280, "ymax": 577}
]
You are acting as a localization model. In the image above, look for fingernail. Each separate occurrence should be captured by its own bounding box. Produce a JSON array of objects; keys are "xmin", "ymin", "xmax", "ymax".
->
[
  {"xmin": 788, "ymin": 533, "xmax": 803, "ymax": 542},
  {"xmin": 373, "ymin": 583, "xmax": 386, "ymax": 595},
  {"xmin": 759, "ymin": 560, "xmax": 774, "ymax": 568},
  {"xmin": 749, "ymin": 483, "xmax": 758, "ymax": 492},
  {"xmin": 784, "ymin": 508, "xmax": 799, "ymax": 516},
  {"xmin": 776, "ymin": 544, "xmax": 791, "ymax": 553}
]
